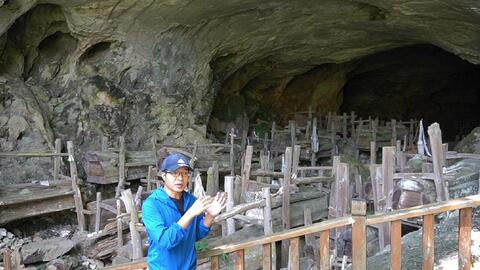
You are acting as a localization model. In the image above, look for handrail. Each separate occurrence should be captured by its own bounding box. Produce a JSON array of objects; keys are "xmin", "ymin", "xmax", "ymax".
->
[
  {"xmin": 367, "ymin": 194, "xmax": 480, "ymax": 225},
  {"xmin": 198, "ymin": 216, "xmax": 354, "ymax": 259}
]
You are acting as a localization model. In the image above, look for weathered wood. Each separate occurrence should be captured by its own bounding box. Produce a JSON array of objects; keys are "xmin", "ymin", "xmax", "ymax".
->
[
  {"xmin": 53, "ymin": 138, "xmax": 62, "ymax": 180},
  {"xmin": 210, "ymin": 255, "xmax": 219, "ymax": 270},
  {"xmin": 101, "ymin": 136, "xmax": 108, "ymax": 151},
  {"xmin": 206, "ymin": 161, "xmax": 219, "ymax": 195},
  {"xmin": 263, "ymin": 188, "xmax": 273, "ymax": 235},
  {"xmin": 382, "ymin": 146, "xmax": 395, "ymax": 210},
  {"xmin": 290, "ymin": 120, "xmax": 297, "ymax": 147},
  {"xmin": 319, "ymin": 230, "xmax": 330, "ymax": 270},
  {"xmin": 71, "ymin": 175, "xmax": 86, "ymax": 232},
  {"xmin": 304, "ymin": 208, "xmax": 320, "ymax": 267},
  {"xmin": 146, "ymin": 166, "xmax": 154, "ymax": 192},
  {"xmin": 288, "ymin": 237, "xmax": 300, "ymax": 270},
  {"xmin": 391, "ymin": 220, "xmax": 402, "ymax": 270},
  {"xmin": 3, "ymin": 249, "xmax": 12, "ymax": 270},
  {"xmin": 95, "ymin": 192, "xmax": 102, "ymax": 233},
  {"xmin": 0, "ymin": 152, "xmax": 68, "ymax": 157},
  {"xmin": 422, "ymin": 214, "xmax": 434, "ymax": 270},
  {"xmin": 116, "ymin": 136, "xmax": 126, "ymax": 198},
  {"xmin": 262, "ymin": 243, "xmax": 272, "ymax": 270},
  {"xmin": 292, "ymin": 145, "xmax": 301, "ymax": 178},
  {"xmin": 66, "ymin": 141, "xmax": 78, "ymax": 177},
  {"xmin": 458, "ymin": 207, "xmax": 472, "ymax": 270},
  {"xmin": 427, "ymin": 123, "xmax": 448, "ymax": 201},
  {"xmin": 294, "ymin": 176, "xmax": 334, "ymax": 185},
  {"xmin": 234, "ymin": 249, "xmax": 244, "ymax": 270},
  {"xmin": 230, "ymin": 128, "xmax": 236, "ymax": 176},
  {"xmin": 391, "ymin": 119, "xmax": 397, "ymax": 146},
  {"xmin": 225, "ymin": 176, "xmax": 236, "ymax": 235},
  {"xmin": 370, "ymin": 141, "xmax": 376, "ymax": 165},
  {"xmin": 351, "ymin": 199, "xmax": 367, "ymax": 270},
  {"xmin": 120, "ymin": 189, "xmax": 143, "ymax": 260},
  {"xmin": 116, "ymin": 199, "xmax": 123, "ymax": 250},
  {"xmin": 241, "ymin": 146, "xmax": 253, "ymax": 202},
  {"xmin": 282, "ymin": 147, "xmax": 293, "ymax": 267}
]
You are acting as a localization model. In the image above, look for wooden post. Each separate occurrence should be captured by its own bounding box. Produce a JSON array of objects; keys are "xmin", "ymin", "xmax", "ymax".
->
[
  {"xmin": 288, "ymin": 237, "xmax": 300, "ymax": 270},
  {"xmin": 422, "ymin": 214, "xmax": 435, "ymax": 270},
  {"xmin": 395, "ymin": 140, "xmax": 402, "ymax": 170},
  {"xmin": 71, "ymin": 175, "xmax": 85, "ymax": 232},
  {"xmin": 225, "ymin": 176, "xmax": 235, "ymax": 235},
  {"xmin": 382, "ymin": 146, "xmax": 395, "ymax": 210},
  {"xmin": 241, "ymin": 145, "xmax": 253, "ymax": 202},
  {"xmin": 66, "ymin": 141, "xmax": 78, "ymax": 178},
  {"xmin": 146, "ymin": 165, "xmax": 154, "ymax": 192},
  {"xmin": 290, "ymin": 120, "xmax": 296, "ymax": 147},
  {"xmin": 319, "ymin": 230, "xmax": 330, "ymax": 270},
  {"xmin": 115, "ymin": 136, "xmax": 126, "ymax": 198},
  {"xmin": 120, "ymin": 189, "xmax": 143, "ymax": 260},
  {"xmin": 3, "ymin": 249, "xmax": 12, "ymax": 270},
  {"xmin": 116, "ymin": 199, "xmax": 123, "ymax": 250},
  {"xmin": 262, "ymin": 187, "xmax": 274, "ymax": 270},
  {"xmin": 234, "ymin": 250, "xmax": 245, "ymax": 270},
  {"xmin": 311, "ymin": 117, "xmax": 318, "ymax": 166},
  {"xmin": 304, "ymin": 208, "xmax": 320, "ymax": 268},
  {"xmin": 206, "ymin": 161, "xmax": 219, "ymax": 195},
  {"xmin": 428, "ymin": 123, "xmax": 448, "ymax": 201},
  {"xmin": 342, "ymin": 113, "xmax": 348, "ymax": 138},
  {"xmin": 391, "ymin": 220, "xmax": 402, "ymax": 270},
  {"xmin": 459, "ymin": 207, "xmax": 472, "ymax": 270},
  {"xmin": 350, "ymin": 111, "xmax": 356, "ymax": 140},
  {"xmin": 292, "ymin": 145, "xmax": 301, "ymax": 180},
  {"xmin": 355, "ymin": 173, "xmax": 363, "ymax": 199},
  {"xmin": 282, "ymin": 146, "xmax": 293, "ymax": 267},
  {"xmin": 351, "ymin": 199, "xmax": 367, "ymax": 270},
  {"xmin": 53, "ymin": 138, "xmax": 61, "ymax": 180},
  {"xmin": 370, "ymin": 141, "xmax": 376, "ymax": 165},
  {"xmin": 330, "ymin": 120, "xmax": 336, "ymax": 159},
  {"xmin": 230, "ymin": 128, "xmax": 235, "ymax": 176},
  {"xmin": 95, "ymin": 192, "xmax": 102, "ymax": 233},
  {"xmin": 101, "ymin": 136, "xmax": 108, "ymax": 151},
  {"xmin": 211, "ymin": 256, "xmax": 219, "ymax": 270},
  {"xmin": 391, "ymin": 119, "xmax": 397, "ymax": 146}
]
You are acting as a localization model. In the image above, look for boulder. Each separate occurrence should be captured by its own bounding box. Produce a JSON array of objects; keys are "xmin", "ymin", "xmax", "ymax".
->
[{"xmin": 21, "ymin": 237, "xmax": 74, "ymax": 264}]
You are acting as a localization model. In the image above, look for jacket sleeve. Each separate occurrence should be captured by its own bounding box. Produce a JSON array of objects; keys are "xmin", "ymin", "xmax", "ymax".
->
[
  {"xmin": 195, "ymin": 215, "xmax": 211, "ymax": 241},
  {"xmin": 142, "ymin": 200, "xmax": 186, "ymax": 250}
]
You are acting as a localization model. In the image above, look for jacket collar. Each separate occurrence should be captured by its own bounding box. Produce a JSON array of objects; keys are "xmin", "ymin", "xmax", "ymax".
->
[{"xmin": 153, "ymin": 187, "xmax": 194, "ymax": 209}]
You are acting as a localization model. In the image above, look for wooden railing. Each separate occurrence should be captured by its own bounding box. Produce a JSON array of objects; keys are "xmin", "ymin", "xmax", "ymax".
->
[{"xmin": 100, "ymin": 194, "xmax": 480, "ymax": 270}]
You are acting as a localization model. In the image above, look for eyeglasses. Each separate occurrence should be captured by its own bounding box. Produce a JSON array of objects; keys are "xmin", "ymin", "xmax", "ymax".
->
[{"xmin": 169, "ymin": 171, "xmax": 190, "ymax": 178}]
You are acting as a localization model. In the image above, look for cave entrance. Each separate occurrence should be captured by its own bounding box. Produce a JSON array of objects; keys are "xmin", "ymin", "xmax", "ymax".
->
[{"xmin": 208, "ymin": 44, "xmax": 480, "ymax": 142}]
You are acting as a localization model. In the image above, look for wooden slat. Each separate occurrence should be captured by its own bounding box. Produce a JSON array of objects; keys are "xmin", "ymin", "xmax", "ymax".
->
[
  {"xmin": 351, "ymin": 199, "xmax": 367, "ymax": 270},
  {"xmin": 210, "ymin": 255, "xmax": 219, "ymax": 270},
  {"xmin": 3, "ymin": 249, "xmax": 12, "ymax": 270},
  {"xmin": 234, "ymin": 249, "xmax": 244, "ymax": 270},
  {"xmin": 367, "ymin": 194, "xmax": 480, "ymax": 225},
  {"xmin": 391, "ymin": 220, "xmax": 402, "ymax": 270},
  {"xmin": 282, "ymin": 146, "xmax": 293, "ymax": 267},
  {"xmin": 458, "ymin": 208, "xmax": 472, "ymax": 270},
  {"xmin": 422, "ymin": 214, "xmax": 435, "ymax": 270},
  {"xmin": 319, "ymin": 230, "xmax": 330, "ymax": 270},
  {"xmin": 262, "ymin": 243, "xmax": 272, "ymax": 270},
  {"xmin": 288, "ymin": 237, "xmax": 300, "ymax": 270}
]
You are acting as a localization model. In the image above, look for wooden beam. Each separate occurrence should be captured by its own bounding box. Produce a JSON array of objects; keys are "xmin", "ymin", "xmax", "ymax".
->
[
  {"xmin": 458, "ymin": 207, "xmax": 472, "ymax": 270},
  {"xmin": 427, "ymin": 123, "xmax": 448, "ymax": 201},
  {"xmin": 71, "ymin": 175, "xmax": 86, "ymax": 232},
  {"xmin": 241, "ymin": 145, "xmax": 253, "ymax": 201},
  {"xmin": 53, "ymin": 138, "xmax": 61, "ymax": 180},
  {"xmin": 66, "ymin": 141, "xmax": 78, "ymax": 177},
  {"xmin": 282, "ymin": 146, "xmax": 293, "ymax": 267},
  {"xmin": 225, "ymin": 176, "xmax": 236, "ymax": 235},
  {"xmin": 234, "ymin": 250, "xmax": 244, "ymax": 270},
  {"xmin": 3, "ymin": 249, "xmax": 11, "ymax": 270},
  {"xmin": 422, "ymin": 214, "xmax": 435, "ymax": 270},
  {"xmin": 210, "ymin": 255, "xmax": 219, "ymax": 270},
  {"xmin": 391, "ymin": 220, "xmax": 402, "ymax": 270},
  {"xmin": 95, "ymin": 192, "xmax": 102, "ymax": 233},
  {"xmin": 262, "ymin": 243, "xmax": 272, "ymax": 270},
  {"xmin": 319, "ymin": 230, "xmax": 330, "ymax": 270},
  {"xmin": 288, "ymin": 237, "xmax": 300, "ymax": 270},
  {"xmin": 351, "ymin": 199, "xmax": 367, "ymax": 270},
  {"xmin": 115, "ymin": 136, "xmax": 126, "ymax": 198}
]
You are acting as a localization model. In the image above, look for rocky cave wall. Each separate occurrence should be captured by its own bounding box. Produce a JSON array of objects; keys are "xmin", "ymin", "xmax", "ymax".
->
[{"xmin": 1, "ymin": 0, "xmax": 480, "ymax": 183}]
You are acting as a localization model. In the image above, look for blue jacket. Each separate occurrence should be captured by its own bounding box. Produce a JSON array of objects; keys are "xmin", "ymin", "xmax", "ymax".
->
[{"xmin": 142, "ymin": 188, "xmax": 211, "ymax": 270}]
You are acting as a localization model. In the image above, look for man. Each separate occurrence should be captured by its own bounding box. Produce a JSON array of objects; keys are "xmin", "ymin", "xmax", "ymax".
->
[{"xmin": 142, "ymin": 153, "xmax": 226, "ymax": 270}]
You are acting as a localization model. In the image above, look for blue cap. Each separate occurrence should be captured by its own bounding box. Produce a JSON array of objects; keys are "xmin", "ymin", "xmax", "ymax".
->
[{"xmin": 160, "ymin": 153, "xmax": 193, "ymax": 173}]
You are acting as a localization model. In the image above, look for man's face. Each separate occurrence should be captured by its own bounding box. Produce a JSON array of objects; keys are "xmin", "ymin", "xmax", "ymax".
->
[{"xmin": 161, "ymin": 167, "xmax": 190, "ymax": 194}]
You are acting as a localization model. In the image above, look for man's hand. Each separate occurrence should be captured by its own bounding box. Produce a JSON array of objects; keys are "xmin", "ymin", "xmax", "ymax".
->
[
  {"xmin": 206, "ymin": 192, "xmax": 227, "ymax": 217},
  {"xmin": 187, "ymin": 196, "xmax": 213, "ymax": 217}
]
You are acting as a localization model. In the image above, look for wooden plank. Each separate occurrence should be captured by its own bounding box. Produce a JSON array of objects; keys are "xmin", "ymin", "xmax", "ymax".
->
[
  {"xmin": 370, "ymin": 141, "xmax": 376, "ymax": 165},
  {"xmin": 0, "ymin": 152, "xmax": 68, "ymax": 157},
  {"xmin": 282, "ymin": 146, "xmax": 293, "ymax": 267},
  {"xmin": 263, "ymin": 187, "xmax": 273, "ymax": 235},
  {"xmin": 53, "ymin": 138, "xmax": 61, "ymax": 180},
  {"xmin": 71, "ymin": 175, "xmax": 86, "ymax": 232},
  {"xmin": 427, "ymin": 123, "xmax": 448, "ymax": 201},
  {"xmin": 230, "ymin": 128, "xmax": 235, "ymax": 176},
  {"xmin": 210, "ymin": 255, "xmax": 219, "ymax": 270},
  {"xmin": 382, "ymin": 146, "xmax": 395, "ymax": 210},
  {"xmin": 319, "ymin": 230, "xmax": 330, "ymax": 270},
  {"xmin": 120, "ymin": 189, "xmax": 143, "ymax": 260},
  {"xmin": 66, "ymin": 141, "xmax": 78, "ymax": 177},
  {"xmin": 262, "ymin": 243, "xmax": 272, "ymax": 270},
  {"xmin": 292, "ymin": 145, "xmax": 301, "ymax": 178},
  {"xmin": 116, "ymin": 199, "xmax": 123, "ymax": 250},
  {"xmin": 95, "ymin": 192, "xmax": 102, "ymax": 233},
  {"xmin": 241, "ymin": 145, "xmax": 253, "ymax": 201},
  {"xmin": 458, "ymin": 208, "xmax": 472, "ymax": 270},
  {"xmin": 234, "ymin": 249, "xmax": 244, "ymax": 270},
  {"xmin": 304, "ymin": 208, "xmax": 320, "ymax": 267},
  {"xmin": 391, "ymin": 220, "xmax": 402, "ymax": 270},
  {"xmin": 391, "ymin": 119, "xmax": 397, "ymax": 146},
  {"xmin": 351, "ymin": 199, "xmax": 367, "ymax": 270},
  {"xmin": 290, "ymin": 120, "xmax": 297, "ymax": 147},
  {"xmin": 3, "ymin": 249, "xmax": 12, "ymax": 270},
  {"xmin": 367, "ymin": 194, "xmax": 480, "ymax": 225},
  {"xmin": 422, "ymin": 214, "xmax": 434, "ymax": 270},
  {"xmin": 288, "ymin": 237, "xmax": 300, "ymax": 270},
  {"xmin": 116, "ymin": 136, "xmax": 126, "ymax": 198},
  {"xmin": 225, "ymin": 176, "xmax": 236, "ymax": 235}
]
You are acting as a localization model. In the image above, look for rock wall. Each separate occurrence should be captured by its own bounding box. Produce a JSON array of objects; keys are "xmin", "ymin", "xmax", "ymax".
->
[{"xmin": 1, "ymin": 0, "xmax": 480, "ymax": 182}]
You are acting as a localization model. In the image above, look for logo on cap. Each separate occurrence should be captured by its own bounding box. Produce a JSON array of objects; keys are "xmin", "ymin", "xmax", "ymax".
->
[{"xmin": 178, "ymin": 159, "xmax": 187, "ymax": 166}]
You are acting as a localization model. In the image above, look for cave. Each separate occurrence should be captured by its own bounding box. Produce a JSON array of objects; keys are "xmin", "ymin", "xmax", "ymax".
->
[
  {"xmin": 208, "ymin": 44, "xmax": 480, "ymax": 142},
  {"xmin": 1, "ymin": 1, "xmax": 480, "ymax": 269}
]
